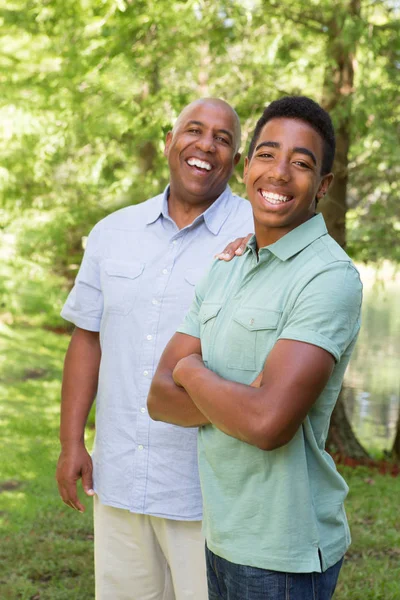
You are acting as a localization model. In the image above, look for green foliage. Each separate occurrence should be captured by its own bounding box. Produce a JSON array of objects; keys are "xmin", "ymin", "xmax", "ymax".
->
[{"xmin": 0, "ymin": 0, "xmax": 399, "ymax": 326}]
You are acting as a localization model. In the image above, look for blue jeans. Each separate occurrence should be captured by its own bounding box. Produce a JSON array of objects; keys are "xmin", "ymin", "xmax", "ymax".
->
[{"xmin": 206, "ymin": 547, "xmax": 343, "ymax": 600}]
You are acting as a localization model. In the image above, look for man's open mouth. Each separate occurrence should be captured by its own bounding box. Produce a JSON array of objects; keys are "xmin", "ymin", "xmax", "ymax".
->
[
  {"xmin": 186, "ymin": 157, "xmax": 213, "ymax": 172},
  {"xmin": 260, "ymin": 190, "xmax": 293, "ymax": 205}
]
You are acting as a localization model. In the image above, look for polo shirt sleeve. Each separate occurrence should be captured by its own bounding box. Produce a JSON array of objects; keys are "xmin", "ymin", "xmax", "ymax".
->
[
  {"xmin": 278, "ymin": 262, "xmax": 362, "ymax": 362},
  {"xmin": 176, "ymin": 264, "xmax": 213, "ymax": 339},
  {"xmin": 60, "ymin": 227, "xmax": 103, "ymax": 332}
]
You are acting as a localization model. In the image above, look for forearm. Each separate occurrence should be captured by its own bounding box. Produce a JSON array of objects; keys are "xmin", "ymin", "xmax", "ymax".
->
[
  {"xmin": 178, "ymin": 364, "xmax": 267, "ymax": 446},
  {"xmin": 177, "ymin": 339, "xmax": 335, "ymax": 450},
  {"xmin": 147, "ymin": 369, "xmax": 210, "ymax": 427},
  {"xmin": 60, "ymin": 327, "xmax": 101, "ymax": 448}
]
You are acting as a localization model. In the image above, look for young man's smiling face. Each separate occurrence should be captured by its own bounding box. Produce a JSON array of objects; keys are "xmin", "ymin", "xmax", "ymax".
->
[
  {"xmin": 244, "ymin": 117, "xmax": 333, "ymax": 247},
  {"xmin": 164, "ymin": 100, "xmax": 241, "ymax": 208}
]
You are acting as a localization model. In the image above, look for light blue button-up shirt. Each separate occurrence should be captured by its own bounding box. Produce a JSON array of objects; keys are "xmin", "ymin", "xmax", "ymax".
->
[{"xmin": 61, "ymin": 186, "xmax": 253, "ymax": 519}]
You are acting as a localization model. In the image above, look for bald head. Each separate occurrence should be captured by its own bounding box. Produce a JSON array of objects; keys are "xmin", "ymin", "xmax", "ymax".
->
[{"xmin": 172, "ymin": 98, "xmax": 241, "ymax": 153}]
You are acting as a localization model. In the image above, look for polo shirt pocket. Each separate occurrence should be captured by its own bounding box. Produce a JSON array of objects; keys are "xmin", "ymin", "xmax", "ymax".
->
[
  {"xmin": 103, "ymin": 259, "xmax": 145, "ymax": 316},
  {"xmin": 199, "ymin": 302, "xmax": 222, "ymax": 364},
  {"xmin": 228, "ymin": 307, "xmax": 281, "ymax": 371}
]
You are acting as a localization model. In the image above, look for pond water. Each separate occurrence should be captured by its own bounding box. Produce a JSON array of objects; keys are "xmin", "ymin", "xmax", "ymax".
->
[{"xmin": 343, "ymin": 263, "xmax": 400, "ymax": 452}]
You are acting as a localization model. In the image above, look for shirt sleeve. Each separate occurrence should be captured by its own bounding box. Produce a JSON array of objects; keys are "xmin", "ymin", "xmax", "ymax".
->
[
  {"xmin": 60, "ymin": 227, "xmax": 103, "ymax": 332},
  {"xmin": 278, "ymin": 262, "xmax": 363, "ymax": 362}
]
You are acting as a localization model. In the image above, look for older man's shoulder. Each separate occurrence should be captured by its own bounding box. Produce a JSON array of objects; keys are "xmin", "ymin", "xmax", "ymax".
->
[{"xmin": 92, "ymin": 193, "xmax": 163, "ymax": 233}]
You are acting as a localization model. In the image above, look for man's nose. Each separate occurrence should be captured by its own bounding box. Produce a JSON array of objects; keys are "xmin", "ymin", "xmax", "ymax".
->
[
  {"xmin": 268, "ymin": 159, "xmax": 290, "ymax": 182},
  {"xmin": 195, "ymin": 133, "xmax": 216, "ymax": 153}
]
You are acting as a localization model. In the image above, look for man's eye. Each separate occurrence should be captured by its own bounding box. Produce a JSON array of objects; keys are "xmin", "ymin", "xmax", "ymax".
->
[
  {"xmin": 258, "ymin": 152, "xmax": 273, "ymax": 159},
  {"xmin": 294, "ymin": 161, "xmax": 311, "ymax": 169},
  {"xmin": 188, "ymin": 128, "xmax": 201, "ymax": 134},
  {"xmin": 215, "ymin": 136, "xmax": 229, "ymax": 144}
]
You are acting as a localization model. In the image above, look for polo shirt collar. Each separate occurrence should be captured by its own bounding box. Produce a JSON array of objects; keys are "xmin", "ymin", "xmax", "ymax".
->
[
  {"xmin": 145, "ymin": 185, "xmax": 234, "ymax": 235},
  {"xmin": 246, "ymin": 214, "xmax": 328, "ymax": 261}
]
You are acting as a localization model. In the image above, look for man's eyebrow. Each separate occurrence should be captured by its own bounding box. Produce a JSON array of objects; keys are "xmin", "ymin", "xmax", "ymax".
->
[
  {"xmin": 293, "ymin": 146, "xmax": 317, "ymax": 166},
  {"xmin": 186, "ymin": 120, "xmax": 233, "ymax": 142},
  {"xmin": 255, "ymin": 141, "xmax": 280, "ymax": 152},
  {"xmin": 255, "ymin": 141, "xmax": 317, "ymax": 165}
]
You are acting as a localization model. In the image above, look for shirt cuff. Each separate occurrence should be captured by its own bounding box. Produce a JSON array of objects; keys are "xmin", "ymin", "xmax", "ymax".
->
[
  {"xmin": 60, "ymin": 308, "xmax": 101, "ymax": 332},
  {"xmin": 277, "ymin": 329, "xmax": 341, "ymax": 362}
]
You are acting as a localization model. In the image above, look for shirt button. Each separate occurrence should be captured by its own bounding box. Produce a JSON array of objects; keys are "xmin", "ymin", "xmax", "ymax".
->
[
  {"xmin": 138, "ymin": 445, "xmax": 144, "ymax": 451},
  {"xmin": 172, "ymin": 240, "xmax": 177, "ymax": 245},
  {"xmin": 146, "ymin": 335, "xmax": 153, "ymax": 341},
  {"xmin": 152, "ymin": 299, "xmax": 159, "ymax": 305},
  {"xmin": 143, "ymin": 370, "xmax": 149, "ymax": 376},
  {"xmin": 162, "ymin": 268, "xmax": 168, "ymax": 275},
  {"xmin": 140, "ymin": 407, "xmax": 146, "ymax": 413},
  {"xmin": 249, "ymin": 318, "xmax": 255, "ymax": 325}
]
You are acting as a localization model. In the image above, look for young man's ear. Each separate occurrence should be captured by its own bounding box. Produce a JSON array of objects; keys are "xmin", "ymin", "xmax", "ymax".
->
[
  {"xmin": 233, "ymin": 152, "xmax": 241, "ymax": 167},
  {"xmin": 164, "ymin": 131, "xmax": 173, "ymax": 157},
  {"xmin": 243, "ymin": 157, "xmax": 249, "ymax": 183},
  {"xmin": 317, "ymin": 173, "xmax": 334, "ymax": 199}
]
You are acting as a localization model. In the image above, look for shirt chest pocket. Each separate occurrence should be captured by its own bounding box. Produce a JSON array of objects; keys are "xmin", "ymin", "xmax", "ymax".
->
[
  {"xmin": 227, "ymin": 307, "xmax": 281, "ymax": 371},
  {"xmin": 102, "ymin": 260, "xmax": 145, "ymax": 316},
  {"xmin": 199, "ymin": 303, "xmax": 222, "ymax": 365}
]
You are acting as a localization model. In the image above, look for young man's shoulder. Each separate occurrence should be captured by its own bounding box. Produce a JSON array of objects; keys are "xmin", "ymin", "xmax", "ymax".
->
[{"xmin": 309, "ymin": 232, "xmax": 359, "ymax": 274}]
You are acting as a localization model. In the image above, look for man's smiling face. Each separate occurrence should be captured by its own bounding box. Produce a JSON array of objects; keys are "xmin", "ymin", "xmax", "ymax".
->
[
  {"xmin": 244, "ymin": 117, "xmax": 333, "ymax": 246},
  {"xmin": 164, "ymin": 100, "xmax": 241, "ymax": 207}
]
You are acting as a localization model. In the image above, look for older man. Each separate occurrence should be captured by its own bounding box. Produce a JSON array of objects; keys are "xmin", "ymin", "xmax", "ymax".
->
[{"xmin": 56, "ymin": 98, "xmax": 253, "ymax": 600}]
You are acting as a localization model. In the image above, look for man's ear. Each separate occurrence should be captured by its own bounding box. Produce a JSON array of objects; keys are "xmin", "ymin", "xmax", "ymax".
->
[
  {"xmin": 317, "ymin": 172, "xmax": 334, "ymax": 199},
  {"xmin": 243, "ymin": 157, "xmax": 249, "ymax": 182},
  {"xmin": 233, "ymin": 152, "xmax": 241, "ymax": 167},
  {"xmin": 164, "ymin": 131, "xmax": 173, "ymax": 157}
]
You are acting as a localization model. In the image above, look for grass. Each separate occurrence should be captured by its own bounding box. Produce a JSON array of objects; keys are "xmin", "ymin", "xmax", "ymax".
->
[
  {"xmin": 1, "ymin": 324, "xmax": 399, "ymax": 599},
  {"xmin": 0, "ymin": 323, "xmax": 95, "ymax": 600}
]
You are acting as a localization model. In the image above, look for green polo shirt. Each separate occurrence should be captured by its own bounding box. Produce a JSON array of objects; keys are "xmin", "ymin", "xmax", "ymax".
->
[{"xmin": 177, "ymin": 214, "xmax": 363, "ymax": 573}]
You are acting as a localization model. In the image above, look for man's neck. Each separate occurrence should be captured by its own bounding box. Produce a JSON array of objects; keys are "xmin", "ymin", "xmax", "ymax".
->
[{"xmin": 167, "ymin": 193, "xmax": 218, "ymax": 230}]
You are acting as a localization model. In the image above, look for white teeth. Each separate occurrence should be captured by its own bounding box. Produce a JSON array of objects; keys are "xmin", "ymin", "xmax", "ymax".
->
[
  {"xmin": 260, "ymin": 190, "xmax": 292, "ymax": 204},
  {"xmin": 187, "ymin": 158, "xmax": 212, "ymax": 171}
]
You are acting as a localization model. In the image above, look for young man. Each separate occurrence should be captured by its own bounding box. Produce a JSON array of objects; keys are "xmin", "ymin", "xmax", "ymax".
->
[
  {"xmin": 148, "ymin": 96, "xmax": 363, "ymax": 600},
  {"xmin": 56, "ymin": 98, "xmax": 253, "ymax": 600}
]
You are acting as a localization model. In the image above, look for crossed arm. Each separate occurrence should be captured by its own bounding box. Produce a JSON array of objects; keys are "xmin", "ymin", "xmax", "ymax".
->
[{"xmin": 147, "ymin": 333, "xmax": 335, "ymax": 451}]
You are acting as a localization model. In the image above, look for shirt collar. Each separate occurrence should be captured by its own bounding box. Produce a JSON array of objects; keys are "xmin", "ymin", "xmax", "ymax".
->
[
  {"xmin": 144, "ymin": 186, "xmax": 170, "ymax": 225},
  {"xmin": 145, "ymin": 185, "xmax": 234, "ymax": 235},
  {"xmin": 245, "ymin": 214, "xmax": 328, "ymax": 261}
]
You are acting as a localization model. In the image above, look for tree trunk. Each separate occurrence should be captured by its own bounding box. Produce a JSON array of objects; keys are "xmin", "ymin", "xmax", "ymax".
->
[
  {"xmin": 326, "ymin": 389, "xmax": 369, "ymax": 459},
  {"xmin": 392, "ymin": 407, "xmax": 400, "ymax": 461},
  {"xmin": 320, "ymin": 1, "xmax": 369, "ymax": 459}
]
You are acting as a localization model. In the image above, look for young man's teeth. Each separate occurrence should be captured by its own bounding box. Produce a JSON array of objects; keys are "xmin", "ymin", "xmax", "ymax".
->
[
  {"xmin": 187, "ymin": 158, "xmax": 212, "ymax": 171},
  {"xmin": 261, "ymin": 191, "xmax": 291, "ymax": 204}
]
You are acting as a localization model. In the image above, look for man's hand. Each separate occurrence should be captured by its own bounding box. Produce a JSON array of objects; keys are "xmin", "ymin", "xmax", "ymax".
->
[
  {"xmin": 173, "ymin": 353, "xmax": 205, "ymax": 388},
  {"xmin": 56, "ymin": 442, "xmax": 94, "ymax": 513},
  {"xmin": 215, "ymin": 233, "xmax": 253, "ymax": 261}
]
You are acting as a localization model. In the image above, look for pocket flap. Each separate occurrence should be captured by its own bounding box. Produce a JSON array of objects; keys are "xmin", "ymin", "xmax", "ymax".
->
[
  {"xmin": 104, "ymin": 260, "xmax": 144, "ymax": 280},
  {"xmin": 199, "ymin": 303, "xmax": 222, "ymax": 324},
  {"xmin": 233, "ymin": 307, "xmax": 281, "ymax": 331}
]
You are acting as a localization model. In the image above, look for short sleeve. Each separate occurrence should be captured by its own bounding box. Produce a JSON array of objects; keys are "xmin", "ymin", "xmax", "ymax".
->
[
  {"xmin": 60, "ymin": 227, "xmax": 103, "ymax": 332},
  {"xmin": 278, "ymin": 263, "xmax": 363, "ymax": 362},
  {"xmin": 176, "ymin": 263, "xmax": 214, "ymax": 339}
]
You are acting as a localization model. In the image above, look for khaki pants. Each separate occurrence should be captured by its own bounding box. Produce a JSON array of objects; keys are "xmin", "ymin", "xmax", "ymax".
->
[{"xmin": 93, "ymin": 496, "xmax": 208, "ymax": 600}]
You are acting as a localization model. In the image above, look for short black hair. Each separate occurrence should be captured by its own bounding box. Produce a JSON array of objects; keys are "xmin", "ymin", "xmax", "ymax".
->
[{"xmin": 247, "ymin": 96, "xmax": 335, "ymax": 175}]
